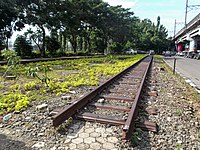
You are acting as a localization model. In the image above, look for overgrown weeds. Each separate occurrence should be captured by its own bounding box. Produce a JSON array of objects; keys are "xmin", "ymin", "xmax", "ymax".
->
[{"xmin": 0, "ymin": 55, "xmax": 145, "ymax": 114}]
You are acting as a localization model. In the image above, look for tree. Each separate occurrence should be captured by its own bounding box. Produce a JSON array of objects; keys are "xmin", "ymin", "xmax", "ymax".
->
[
  {"xmin": 0, "ymin": 0, "xmax": 25, "ymax": 49},
  {"xmin": 24, "ymin": 0, "xmax": 64, "ymax": 56},
  {"xmin": 45, "ymin": 36, "xmax": 61, "ymax": 55},
  {"xmin": 59, "ymin": 0, "xmax": 92, "ymax": 53},
  {"xmin": 129, "ymin": 17, "xmax": 169, "ymax": 53},
  {"xmin": 13, "ymin": 35, "xmax": 33, "ymax": 58},
  {"xmin": 90, "ymin": 4, "xmax": 134, "ymax": 54},
  {"xmin": 2, "ymin": 0, "xmax": 170, "ymax": 56},
  {"xmin": 24, "ymin": 28, "xmax": 43, "ymax": 52}
]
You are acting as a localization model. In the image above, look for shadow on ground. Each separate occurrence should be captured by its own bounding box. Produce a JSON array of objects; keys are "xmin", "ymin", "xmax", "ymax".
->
[{"xmin": 0, "ymin": 134, "xmax": 32, "ymax": 150}]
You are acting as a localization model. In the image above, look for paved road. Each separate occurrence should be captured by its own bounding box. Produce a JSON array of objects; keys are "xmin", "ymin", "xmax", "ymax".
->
[{"xmin": 163, "ymin": 56, "xmax": 200, "ymax": 92}]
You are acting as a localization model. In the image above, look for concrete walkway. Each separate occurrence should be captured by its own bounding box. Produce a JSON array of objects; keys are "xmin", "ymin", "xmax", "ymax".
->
[{"xmin": 163, "ymin": 56, "xmax": 200, "ymax": 93}]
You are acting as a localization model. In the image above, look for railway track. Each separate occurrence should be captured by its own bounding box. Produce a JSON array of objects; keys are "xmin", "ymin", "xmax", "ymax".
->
[
  {"xmin": 0, "ymin": 55, "xmax": 104, "ymax": 65},
  {"xmin": 52, "ymin": 55, "xmax": 158, "ymax": 140}
]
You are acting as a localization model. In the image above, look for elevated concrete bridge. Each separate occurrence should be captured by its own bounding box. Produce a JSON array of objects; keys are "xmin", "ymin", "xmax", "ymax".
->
[{"xmin": 174, "ymin": 13, "xmax": 200, "ymax": 53}]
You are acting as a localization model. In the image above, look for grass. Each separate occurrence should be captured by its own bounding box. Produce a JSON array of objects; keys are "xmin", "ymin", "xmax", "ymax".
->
[
  {"xmin": 0, "ymin": 54, "xmax": 146, "ymax": 115},
  {"xmin": 131, "ymin": 128, "xmax": 142, "ymax": 146},
  {"xmin": 177, "ymin": 144, "xmax": 181, "ymax": 150},
  {"xmin": 159, "ymin": 57, "xmax": 200, "ymax": 103},
  {"xmin": 175, "ymin": 108, "xmax": 183, "ymax": 116},
  {"xmin": 154, "ymin": 55, "xmax": 163, "ymax": 59}
]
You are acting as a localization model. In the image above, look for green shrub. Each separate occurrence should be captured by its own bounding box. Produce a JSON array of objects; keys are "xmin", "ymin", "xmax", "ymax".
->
[
  {"xmin": 13, "ymin": 35, "xmax": 33, "ymax": 58},
  {"xmin": 26, "ymin": 65, "xmax": 51, "ymax": 87},
  {"xmin": 31, "ymin": 51, "xmax": 41, "ymax": 58},
  {"xmin": 46, "ymin": 36, "xmax": 61, "ymax": 56},
  {"xmin": 1, "ymin": 49, "xmax": 20, "ymax": 77}
]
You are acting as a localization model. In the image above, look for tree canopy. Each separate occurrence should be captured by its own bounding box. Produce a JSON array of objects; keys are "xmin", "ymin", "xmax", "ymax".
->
[{"xmin": 1, "ymin": 0, "xmax": 170, "ymax": 56}]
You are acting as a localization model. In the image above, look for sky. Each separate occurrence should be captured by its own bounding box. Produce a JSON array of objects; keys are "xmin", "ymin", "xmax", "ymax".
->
[{"xmin": 103, "ymin": 0, "xmax": 200, "ymax": 37}]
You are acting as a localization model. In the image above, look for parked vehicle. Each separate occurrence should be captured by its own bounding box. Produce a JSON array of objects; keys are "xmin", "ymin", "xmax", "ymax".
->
[
  {"xmin": 185, "ymin": 51, "xmax": 194, "ymax": 58},
  {"xmin": 126, "ymin": 49, "xmax": 137, "ymax": 54},
  {"xmin": 183, "ymin": 51, "xmax": 188, "ymax": 57},
  {"xmin": 164, "ymin": 51, "xmax": 171, "ymax": 57},
  {"xmin": 194, "ymin": 50, "xmax": 200, "ymax": 59},
  {"xmin": 149, "ymin": 50, "xmax": 155, "ymax": 55},
  {"xmin": 177, "ymin": 52, "xmax": 184, "ymax": 56},
  {"xmin": 188, "ymin": 52, "xmax": 196, "ymax": 58}
]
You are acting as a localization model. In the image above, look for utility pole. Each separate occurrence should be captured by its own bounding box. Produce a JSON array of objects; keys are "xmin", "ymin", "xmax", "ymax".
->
[
  {"xmin": 174, "ymin": 19, "xmax": 176, "ymax": 39},
  {"xmin": 173, "ymin": 20, "xmax": 184, "ymax": 39},
  {"xmin": 185, "ymin": 0, "xmax": 188, "ymax": 27},
  {"xmin": 184, "ymin": 0, "xmax": 200, "ymax": 26},
  {"xmin": 173, "ymin": 20, "xmax": 184, "ymax": 52}
]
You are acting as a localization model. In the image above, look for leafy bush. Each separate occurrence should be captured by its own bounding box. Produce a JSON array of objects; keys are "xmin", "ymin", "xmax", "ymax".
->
[
  {"xmin": 46, "ymin": 36, "xmax": 60, "ymax": 55},
  {"xmin": 13, "ymin": 35, "xmax": 33, "ymax": 58},
  {"xmin": 31, "ymin": 51, "xmax": 41, "ymax": 58},
  {"xmin": 54, "ymin": 49, "xmax": 67, "ymax": 57},
  {"xmin": 110, "ymin": 42, "xmax": 123, "ymax": 54},
  {"xmin": 26, "ymin": 65, "xmax": 52, "ymax": 87},
  {"xmin": 0, "ymin": 40, "xmax": 5, "ymax": 51},
  {"xmin": 1, "ymin": 49, "xmax": 20, "ymax": 77}
]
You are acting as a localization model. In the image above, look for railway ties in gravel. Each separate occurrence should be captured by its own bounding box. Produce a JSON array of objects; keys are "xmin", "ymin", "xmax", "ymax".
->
[{"xmin": 52, "ymin": 55, "xmax": 158, "ymax": 140}]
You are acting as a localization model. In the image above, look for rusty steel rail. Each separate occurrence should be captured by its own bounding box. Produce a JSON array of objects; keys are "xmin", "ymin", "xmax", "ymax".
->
[
  {"xmin": 52, "ymin": 55, "xmax": 153, "ymax": 139},
  {"xmin": 0, "ymin": 55, "xmax": 104, "ymax": 65},
  {"xmin": 52, "ymin": 56, "xmax": 148, "ymax": 126},
  {"xmin": 122, "ymin": 56, "xmax": 153, "ymax": 139}
]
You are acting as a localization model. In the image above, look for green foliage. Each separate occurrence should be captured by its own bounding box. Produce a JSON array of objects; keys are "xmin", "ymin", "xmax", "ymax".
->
[
  {"xmin": 0, "ymin": 40, "xmax": 5, "ymax": 52},
  {"xmin": 45, "ymin": 36, "xmax": 61, "ymax": 55},
  {"xmin": 23, "ymin": 81, "xmax": 39, "ymax": 90},
  {"xmin": 1, "ymin": 50, "xmax": 20, "ymax": 77},
  {"xmin": 26, "ymin": 65, "xmax": 51, "ymax": 87},
  {"xmin": 43, "ymin": 81, "xmax": 71, "ymax": 95},
  {"xmin": 176, "ymin": 108, "xmax": 182, "ymax": 116},
  {"xmin": 53, "ymin": 49, "xmax": 68, "ymax": 57},
  {"xmin": 2, "ymin": 50, "xmax": 20, "ymax": 64},
  {"xmin": 24, "ymin": 29, "xmax": 43, "ymax": 55},
  {"xmin": 14, "ymin": 35, "xmax": 33, "ymax": 58},
  {"xmin": 131, "ymin": 128, "xmax": 142, "ymax": 146},
  {"xmin": 9, "ymin": 84, "xmax": 20, "ymax": 90},
  {"xmin": 31, "ymin": 51, "xmax": 41, "ymax": 58},
  {"xmin": 0, "ymin": 55, "xmax": 145, "ymax": 114},
  {"xmin": 109, "ymin": 42, "xmax": 123, "ymax": 54},
  {"xmin": 177, "ymin": 144, "xmax": 181, "ymax": 150},
  {"xmin": 0, "ymin": 92, "xmax": 30, "ymax": 113},
  {"xmin": 15, "ymin": 97, "xmax": 30, "ymax": 111},
  {"xmin": 134, "ymin": 17, "xmax": 169, "ymax": 53},
  {"xmin": 154, "ymin": 55, "xmax": 162, "ymax": 59},
  {"xmin": 124, "ymin": 41, "xmax": 133, "ymax": 51},
  {"xmin": 1, "ymin": 0, "xmax": 171, "ymax": 56},
  {"xmin": 0, "ymin": 0, "xmax": 25, "ymax": 49},
  {"xmin": 0, "ymin": 85, "xmax": 4, "ymax": 90}
]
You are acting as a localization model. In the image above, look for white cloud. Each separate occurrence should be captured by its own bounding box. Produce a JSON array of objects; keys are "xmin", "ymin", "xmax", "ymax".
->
[{"xmin": 103, "ymin": 0, "xmax": 138, "ymax": 9}]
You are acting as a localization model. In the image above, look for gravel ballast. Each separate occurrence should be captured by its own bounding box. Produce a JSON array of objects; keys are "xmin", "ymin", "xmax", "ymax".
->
[{"xmin": 0, "ymin": 57, "xmax": 199, "ymax": 150}]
